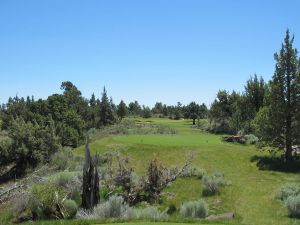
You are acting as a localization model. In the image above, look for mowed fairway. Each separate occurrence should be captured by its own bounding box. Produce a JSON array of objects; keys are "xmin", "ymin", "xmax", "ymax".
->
[{"xmin": 75, "ymin": 118, "xmax": 300, "ymax": 225}]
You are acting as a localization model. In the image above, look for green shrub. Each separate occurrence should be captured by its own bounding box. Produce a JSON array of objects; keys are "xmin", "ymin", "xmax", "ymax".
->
[
  {"xmin": 29, "ymin": 184, "xmax": 66, "ymax": 220},
  {"xmin": 63, "ymin": 199, "xmax": 78, "ymax": 219},
  {"xmin": 50, "ymin": 147, "xmax": 74, "ymax": 170},
  {"xmin": 278, "ymin": 184, "xmax": 300, "ymax": 201},
  {"xmin": 180, "ymin": 199, "xmax": 208, "ymax": 218},
  {"xmin": 286, "ymin": 195, "xmax": 300, "ymax": 218},
  {"xmin": 50, "ymin": 171, "xmax": 78, "ymax": 187},
  {"xmin": 99, "ymin": 186, "xmax": 111, "ymax": 201},
  {"xmin": 202, "ymin": 172, "xmax": 228, "ymax": 196},
  {"xmin": 93, "ymin": 195, "xmax": 129, "ymax": 218}
]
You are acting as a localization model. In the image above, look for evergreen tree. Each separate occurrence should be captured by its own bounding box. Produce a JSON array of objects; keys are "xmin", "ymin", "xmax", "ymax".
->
[
  {"xmin": 89, "ymin": 93, "xmax": 97, "ymax": 107},
  {"xmin": 141, "ymin": 106, "xmax": 152, "ymax": 118},
  {"xmin": 245, "ymin": 74, "xmax": 266, "ymax": 113},
  {"xmin": 117, "ymin": 100, "xmax": 127, "ymax": 119},
  {"xmin": 186, "ymin": 102, "xmax": 200, "ymax": 125},
  {"xmin": 254, "ymin": 30, "xmax": 300, "ymax": 161},
  {"xmin": 162, "ymin": 104, "xmax": 168, "ymax": 117},
  {"xmin": 88, "ymin": 93, "xmax": 98, "ymax": 128},
  {"xmin": 98, "ymin": 87, "xmax": 115, "ymax": 127},
  {"xmin": 199, "ymin": 103, "xmax": 208, "ymax": 119}
]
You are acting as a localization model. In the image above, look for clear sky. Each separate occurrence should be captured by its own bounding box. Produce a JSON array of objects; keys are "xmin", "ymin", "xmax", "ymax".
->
[{"xmin": 0, "ymin": 0, "xmax": 300, "ymax": 107}]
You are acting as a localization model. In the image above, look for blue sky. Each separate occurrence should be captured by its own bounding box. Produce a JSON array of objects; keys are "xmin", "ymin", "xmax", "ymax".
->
[{"xmin": 0, "ymin": 1, "xmax": 300, "ymax": 106}]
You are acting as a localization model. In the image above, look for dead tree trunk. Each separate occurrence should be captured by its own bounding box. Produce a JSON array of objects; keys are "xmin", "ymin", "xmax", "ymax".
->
[{"xmin": 82, "ymin": 139, "xmax": 100, "ymax": 209}]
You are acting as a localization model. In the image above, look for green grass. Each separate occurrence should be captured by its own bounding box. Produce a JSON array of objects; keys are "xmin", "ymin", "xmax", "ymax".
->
[{"xmin": 74, "ymin": 118, "xmax": 300, "ymax": 225}]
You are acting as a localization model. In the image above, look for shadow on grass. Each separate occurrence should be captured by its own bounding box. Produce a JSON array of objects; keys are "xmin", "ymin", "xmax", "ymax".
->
[{"xmin": 251, "ymin": 155, "xmax": 300, "ymax": 173}]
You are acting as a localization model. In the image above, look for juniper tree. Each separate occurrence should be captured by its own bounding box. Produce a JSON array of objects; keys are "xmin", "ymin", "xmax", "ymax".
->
[
  {"xmin": 245, "ymin": 74, "xmax": 266, "ymax": 113},
  {"xmin": 254, "ymin": 30, "xmax": 300, "ymax": 161},
  {"xmin": 186, "ymin": 102, "xmax": 200, "ymax": 125}
]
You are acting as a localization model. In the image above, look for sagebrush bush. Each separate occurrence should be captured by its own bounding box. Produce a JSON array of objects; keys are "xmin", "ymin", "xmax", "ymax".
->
[
  {"xmin": 76, "ymin": 195, "xmax": 168, "ymax": 220},
  {"xmin": 202, "ymin": 172, "xmax": 228, "ymax": 196},
  {"xmin": 50, "ymin": 171, "xmax": 79, "ymax": 187},
  {"xmin": 244, "ymin": 134, "xmax": 259, "ymax": 145},
  {"xmin": 278, "ymin": 184, "xmax": 300, "ymax": 201},
  {"xmin": 63, "ymin": 199, "xmax": 78, "ymax": 219},
  {"xmin": 92, "ymin": 195, "xmax": 130, "ymax": 218},
  {"xmin": 181, "ymin": 167, "xmax": 207, "ymax": 179},
  {"xmin": 286, "ymin": 195, "xmax": 300, "ymax": 218},
  {"xmin": 180, "ymin": 199, "xmax": 208, "ymax": 218}
]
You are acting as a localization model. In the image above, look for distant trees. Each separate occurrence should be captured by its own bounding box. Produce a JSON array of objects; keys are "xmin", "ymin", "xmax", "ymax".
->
[
  {"xmin": 209, "ymin": 90, "xmax": 235, "ymax": 133},
  {"xmin": 128, "ymin": 101, "xmax": 142, "ymax": 116},
  {"xmin": 152, "ymin": 102, "xmax": 164, "ymax": 116},
  {"xmin": 141, "ymin": 106, "xmax": 152, "ymax": 118},
  {"xmin": 208, "ymin": 73, "xmax": 267, "ymax": 135},
  {"xmin": 253, "ymin": 30, "xmax": 300, "ymax": 161}
]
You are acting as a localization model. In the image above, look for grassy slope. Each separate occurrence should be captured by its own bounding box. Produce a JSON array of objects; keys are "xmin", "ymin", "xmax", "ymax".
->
[{"xmin": 74, "ymin": 118, "xmax": 300, "ymax": 225}]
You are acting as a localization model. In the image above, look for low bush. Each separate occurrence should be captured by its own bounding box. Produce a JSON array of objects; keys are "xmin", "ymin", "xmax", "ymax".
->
[
  {"xmin": 77, "ymin": 195, "xmax": 168, "ymax": 221},
  {"xmin": 202, "ymin": 172, "xmax": 229, "ymax": 196},
  {"xmin": 50, "ymin": 171, "xmax": 80, "ymax": 188},
  {"xmin": 132, "ymin": 206, "xmax": 168, "ymax": 220},
  {"xmin": 180, "ymin": 199, "xmax": 208, "ymax": 218},
  {"xmin": 286, "ymin": 195, "xmax": 300, "ymax": 218},
  {"xmin": 278, "ymin": 184, "xmax": 300, "ymax": 201}
]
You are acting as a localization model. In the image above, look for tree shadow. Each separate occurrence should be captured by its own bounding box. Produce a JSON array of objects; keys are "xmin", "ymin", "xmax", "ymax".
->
[
  {"xmin": 0, "ymin": 165, "xmax": 25, "ymax": 184},
  {"xmin": 250, "ymin": 155, "xmax": 300, "ymax": 173}
]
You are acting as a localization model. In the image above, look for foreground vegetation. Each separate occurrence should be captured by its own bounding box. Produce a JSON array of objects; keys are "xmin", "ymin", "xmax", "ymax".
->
[{"xmin": 1, "ymin": 118, "xmax": 300, "ymax": 224}]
